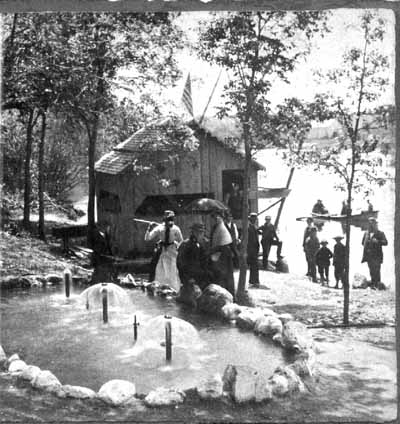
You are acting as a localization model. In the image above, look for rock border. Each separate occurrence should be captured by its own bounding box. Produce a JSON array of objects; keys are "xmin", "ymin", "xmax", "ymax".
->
[{"xmin": 0, "ymin": 274, "xmax": 318, "ymax": 407}]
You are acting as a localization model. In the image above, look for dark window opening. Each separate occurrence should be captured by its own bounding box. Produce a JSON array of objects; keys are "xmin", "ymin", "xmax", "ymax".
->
[
  {"xmin": 135, "ymin": 193, "xmax": 214, "ymax": 217},
  {"xmin": 99, "ymin": 190, "xmax": 121, "ymax": 213},
  {"xmin": 223, "ymin": 170, "xmax": 244, "ymax": 220}
]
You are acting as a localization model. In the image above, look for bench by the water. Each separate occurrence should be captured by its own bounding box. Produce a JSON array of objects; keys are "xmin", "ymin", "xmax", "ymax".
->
[{"xmin": 52, "ymin": 224, "xmax": 88, "ymax": 252}]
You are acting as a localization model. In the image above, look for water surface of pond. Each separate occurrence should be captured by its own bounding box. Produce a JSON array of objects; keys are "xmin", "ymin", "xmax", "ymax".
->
[{"xmin": 1, "ymin": 285, "xmax": 289, "ymax": 394}]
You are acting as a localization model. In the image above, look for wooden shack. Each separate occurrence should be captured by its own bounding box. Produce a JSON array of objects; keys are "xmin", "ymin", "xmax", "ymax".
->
[{"xmin": 95, "ymin": 117, "xmax": 265, "ymax": 257}]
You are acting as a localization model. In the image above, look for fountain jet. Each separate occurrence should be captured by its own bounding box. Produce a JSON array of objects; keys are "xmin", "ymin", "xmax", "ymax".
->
[
  {"xmin": 101, "ymin": 283, "xmax": 108, "ymax": 323},
  {"xmin": 165, "ymin": 315, "xmax": 172, "ymax": 362},
  {"xmin": 64, "ymin": 269, "xmax": 71, "ymax": 299}
]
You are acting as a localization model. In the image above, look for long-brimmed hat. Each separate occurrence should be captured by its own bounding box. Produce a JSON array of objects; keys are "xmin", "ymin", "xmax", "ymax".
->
[
  {"xmin": 163, "ymin": 210, "xmax": 175, "ymax": 220},
  {"xmin": 333, "ymin": 236, "xmax": 344, "ymax": 240}
]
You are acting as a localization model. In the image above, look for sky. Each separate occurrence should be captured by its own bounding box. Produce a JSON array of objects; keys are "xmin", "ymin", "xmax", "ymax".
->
[{"xmin": 161, "ymin": 9, "xmax": 396, "ymax": 121}]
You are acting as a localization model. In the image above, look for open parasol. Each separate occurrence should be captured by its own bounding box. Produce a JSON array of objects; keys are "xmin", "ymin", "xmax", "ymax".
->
[{"xmin": 184, "ymin": 198, "xmax": 229, "ymax": 214}]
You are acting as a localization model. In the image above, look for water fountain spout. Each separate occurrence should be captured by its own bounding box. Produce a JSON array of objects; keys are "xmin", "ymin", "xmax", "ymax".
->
[
  {"xmin": 165, "ymin": 315, "xmax": 172, "ymax": 362},
  {"xmin": 101, "ymin": 283, "xmax": 108, "ymax": 324},
  {"xmin": 64, "ymin": 269, "xmax": 72, "ymax": 299},
  {"xmin": 133, "ymin": 315, "xmax": 140, "ymax": 341}
]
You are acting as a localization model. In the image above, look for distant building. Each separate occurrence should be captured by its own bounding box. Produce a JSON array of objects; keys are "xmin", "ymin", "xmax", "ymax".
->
[{"xmin": 95, "ymin": 117, "xmax": 264, "ymax": 257}]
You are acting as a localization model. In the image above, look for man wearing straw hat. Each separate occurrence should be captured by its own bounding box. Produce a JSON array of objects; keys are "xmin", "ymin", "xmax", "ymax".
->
[{"xmin": 362, "ymin": 217, "xmax": 388, "ymax": 289}]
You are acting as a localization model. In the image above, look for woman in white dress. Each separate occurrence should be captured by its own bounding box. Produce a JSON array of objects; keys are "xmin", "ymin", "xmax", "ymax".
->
[{"xmin": 144, "ymin": 210, "xmax": 183, "ymax": 292}]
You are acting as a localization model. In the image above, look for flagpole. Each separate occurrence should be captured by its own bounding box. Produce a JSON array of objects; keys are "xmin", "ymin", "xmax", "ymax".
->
[{"xmin": 199, "ymin": 69, "xmax": 223, "ymax": 125}]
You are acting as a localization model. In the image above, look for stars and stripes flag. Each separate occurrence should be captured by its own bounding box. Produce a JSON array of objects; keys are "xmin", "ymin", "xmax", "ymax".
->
[{"xmin": 181, "ymin": 73, "xmax": 194, "ymax": 117}]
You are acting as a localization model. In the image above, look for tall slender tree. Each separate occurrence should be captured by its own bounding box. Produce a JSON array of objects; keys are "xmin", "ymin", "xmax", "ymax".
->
[
  {"xmin": 57, "ymin": 13, "xmax": 184, "ymax": 246},
  {"xmin": 292, "ymin": 11, "xmax": 391, "ymax": 323},
  {"xmin": 198, "ymin": 11, "xmax": 328, "ymax": 303}
]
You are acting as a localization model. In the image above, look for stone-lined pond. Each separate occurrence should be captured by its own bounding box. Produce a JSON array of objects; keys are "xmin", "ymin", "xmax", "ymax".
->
[{"xmin": 1, "ymin": 283, "xmax": 291, "ymax": 394}]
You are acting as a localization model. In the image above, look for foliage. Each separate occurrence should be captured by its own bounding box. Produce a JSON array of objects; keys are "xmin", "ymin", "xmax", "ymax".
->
[
  {"xmin": 293, "ymin": 11, "xmax": 392, "ymax": 198},
  {"xmin": 289, "ymin": 11, "xmax": 392, "ymax": 324},
  {"xmin": 97, "ymin": 95, "xmax": 162, "ymax": 157},
  {"xmin": 129, "ymin": 115, "xmax": 199, "ymax": 185},
  {"xmin": 198, "ymin": 11, "xmax": 329, "ymax": 300},
  {"xmin": 1, "ymin": 111, "xmax": 26, "ymax": 193},
  {"xmin": 198, "ymin": 11, "xmax": 329, "ymax": 153}
]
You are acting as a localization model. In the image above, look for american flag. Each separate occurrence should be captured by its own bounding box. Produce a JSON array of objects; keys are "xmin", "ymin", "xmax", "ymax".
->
[{"xmin": 181, "ymin": 73, "xmax": 194, "ymax": 117}]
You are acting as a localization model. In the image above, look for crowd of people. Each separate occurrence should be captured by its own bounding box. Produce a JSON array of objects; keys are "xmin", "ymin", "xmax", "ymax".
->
[
  {"xmin": 145, "ymin": 209, "xmax": 236, "ymax": 300},
  {"xmin": 144, "ymin": 208, "xmax": 286, "ymax": 301},
  {"xmin": 95, "ymin": 197, "xmax": 387, "ymax": 293},
  {"xmin": 302, "ymin": 215, "xmax": 387, "ymax": 289}
]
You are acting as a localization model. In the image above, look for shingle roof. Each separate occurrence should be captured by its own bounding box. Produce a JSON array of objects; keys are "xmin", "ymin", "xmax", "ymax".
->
[
  {"xmin": 95, "ymin": 150, "xmax": 136, "ymax": 175},
  {"xmin": 95, "ymin": 117, "xmax": 265, "ymax": 175}
]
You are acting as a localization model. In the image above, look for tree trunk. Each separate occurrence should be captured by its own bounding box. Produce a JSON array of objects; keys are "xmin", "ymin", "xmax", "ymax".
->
[
  {"xmin": 38, "ymin": 112, "xmax": 46, "ymax": 241},
  {"xmin": 87, "ymin": 120, "xmax": 98, "ymax": 248},
  {"xmin": 343, "ymin": 191, "xmax": 352, "ymax": 324},
  {"xmin": 22, "ymin": 109, "xmax": 35, "ymax": 230},
  {"xmin": 236, "ymin": 123, "xmax": 252, "ymax": 303}
]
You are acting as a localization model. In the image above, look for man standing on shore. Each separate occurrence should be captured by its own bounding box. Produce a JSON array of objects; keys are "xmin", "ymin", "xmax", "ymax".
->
[
  {"xmin": 259, "ymin": 215, "xmax": 283, "ymax": 269},
  {"xmin": 362, "ymin": 217, "xmax": 388, "ymax": 289}
]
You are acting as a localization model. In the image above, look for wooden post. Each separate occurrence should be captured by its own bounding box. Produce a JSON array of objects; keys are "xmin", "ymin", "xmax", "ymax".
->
[
  {"xmin": 165, "ymin": 315, "xmax": 172, "ymax": 362},
  {"xmin": 64, "ymin": 269, "xmax": 71, "ymax": 299},
  {"xmin": 133, "ymin": 315, "xmax": 139, "ymax": 341},
  {"xmin": 102, "ymin": 283, "xmax": 108, "ymax": 324}
]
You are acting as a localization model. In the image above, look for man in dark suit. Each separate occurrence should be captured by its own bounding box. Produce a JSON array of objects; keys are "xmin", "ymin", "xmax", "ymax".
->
[
  {"xmin": 247, "ymin": 213, "xmax": 260, "ymax": 286},
  {"xmin": 259, "ymin": 215, "xmax": 283, "ymax": 269},
  {"xmin": 362, "ymin": 217, "xmax": 388, "ymax": 289}
]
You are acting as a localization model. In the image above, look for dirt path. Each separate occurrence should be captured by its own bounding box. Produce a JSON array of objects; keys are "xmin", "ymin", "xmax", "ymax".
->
[{"xmin": 246, "ymin": 270, "xmax": 397, "ymax": 422}]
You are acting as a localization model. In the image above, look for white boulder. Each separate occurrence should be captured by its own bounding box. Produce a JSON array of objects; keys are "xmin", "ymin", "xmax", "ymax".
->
[
  {"xmin": 289, "ymin": 349, "xmax": 318, "ymax": 377},
  {"xmin": 236, "ymin": 308, "xmax": 264, "ymax": 330},
  {"xmin": 254, "ymin": 315, "xmax": 283, "ymax": 336},
  {"xmin": 281, "ymin": 321, "xmax": 314, "ymax": 352},
  {"xmin": 271, "ymin": 366, "xmax": 305, "ymax": 396},
  {"xmin": 221, "ymin": 303, "xmax": 244, "ymax": 321},
  {"xmin": 196, "ymin": 374, "xmax": 223, "ymax": 400},
  {"xmin": 197, "ymin": 284, "xmax": 233, "ymax": 316},
  {"xmin": 32, "ymin": 370, "xmax": 62, "ymax": 393},
  {"xmin": 62, "ymin": 384, "xmax": 97, "ymax": 399},
  {"xmin": 8, "ymin": 359, "xmax": 28, "ymax": 374},
  {"xmin": 277, "ymin": 313, "xmax": 294, "ymax": 325},
  {"xmin": 352, "ymin": 273, "xmax": 368, "ymax": 289},
  {"xmin": 98, "ymin": 379, "xmax": 136, "ymax": 406},
  {"xmin": 269, "ymin": 373, "xmax": 289, "ymax": 396},
  {"xmin": 255, "ymin": 374, "xmax": 272, "ymax": 402},
  {"xmin": 222, "ymin": 364, "xmax": 263, "ymax": 403},
  {"xmin": 20, "ymin": 365, "xmax": 41, "ymax": 382},
  {"xmin": 8, "ymin": 353, "xmax": 20, "ymax": 363},
  {"xmin": 144, "ymin": 387, "xmax": 185, "ymax": 407},
  {"xmin": 0, "ymin": 345, "xmax": 7, "ymax": 367}
]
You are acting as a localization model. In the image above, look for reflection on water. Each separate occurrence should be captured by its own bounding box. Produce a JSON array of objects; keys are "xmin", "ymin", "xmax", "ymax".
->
[
  {"xmin": 257, "ymin": 149, "xmax": 395, "ymax": 287},
  {"xmin": 0, "ymin": 286, "xmax": 289, "ymax": 394}
]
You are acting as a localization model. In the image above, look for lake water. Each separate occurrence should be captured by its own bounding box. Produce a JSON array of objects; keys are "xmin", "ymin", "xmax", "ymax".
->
[{"xmin": 256, "ymin": 149, "xmax": 395, "ymax": 288}]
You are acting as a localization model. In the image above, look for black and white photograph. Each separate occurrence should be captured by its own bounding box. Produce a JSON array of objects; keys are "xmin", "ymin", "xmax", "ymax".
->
[{"xmin": 0, "ymin": 2, "xmax": 397, "ymax": 422}]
